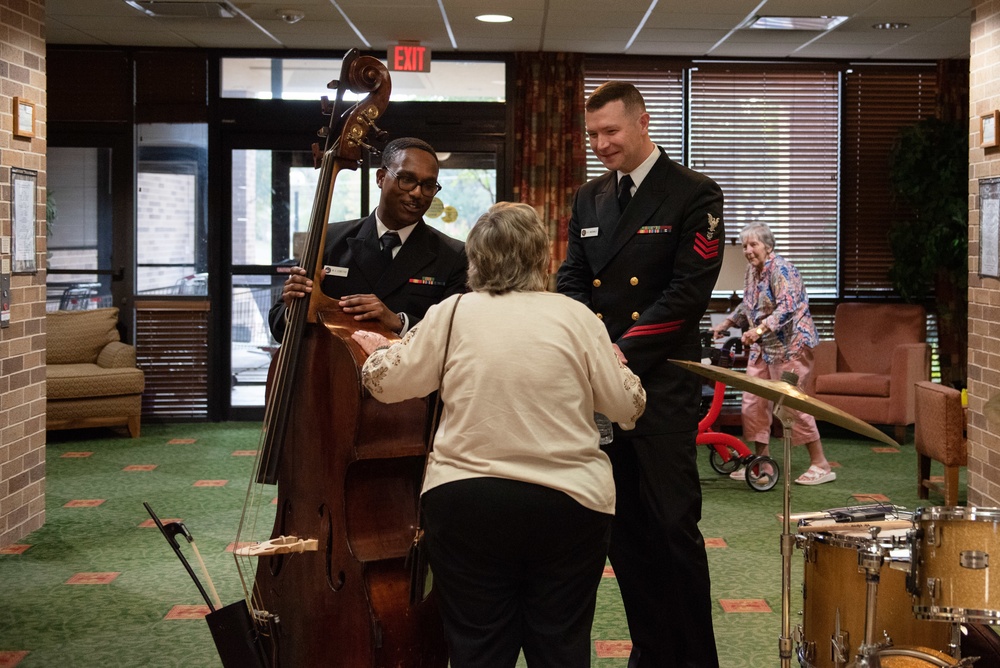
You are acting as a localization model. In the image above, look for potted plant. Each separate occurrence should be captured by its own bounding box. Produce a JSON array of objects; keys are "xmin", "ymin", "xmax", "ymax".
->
[{"xmin": 886, "ymin": 117, "xmax": 968, "ymax": 388}]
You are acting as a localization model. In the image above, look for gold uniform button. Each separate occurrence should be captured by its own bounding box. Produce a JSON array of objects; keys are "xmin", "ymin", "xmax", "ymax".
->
[
  {"xmin": 596, "ymin": 313, "xmax": 603, "ymax": 320},
  {"xmin": 631, "ymin": 312, "xmax": 640, "ymax": 321},
  {"xmin": 629, "ymin": 277, "xmax": 639, "ymax": 286},
  {"xmin": 593, "ymin": 279, "xmax": 602, "ymax": 288}
]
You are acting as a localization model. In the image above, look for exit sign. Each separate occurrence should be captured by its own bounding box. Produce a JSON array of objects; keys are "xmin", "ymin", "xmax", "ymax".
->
[{"xmin": 388, "ymin": 44, "xmax": 431, "ymax": 73}]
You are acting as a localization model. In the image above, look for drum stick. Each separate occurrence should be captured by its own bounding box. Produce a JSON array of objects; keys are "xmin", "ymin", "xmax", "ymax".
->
[{"xmin": 796, "ymin": 519, "xmax": 913, "ymax": 534}]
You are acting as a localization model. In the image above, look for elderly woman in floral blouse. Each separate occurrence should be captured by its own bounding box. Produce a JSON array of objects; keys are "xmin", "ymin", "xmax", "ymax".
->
[{"xmin": 711, "ymin": 221, "xmax": 835, "ymax": 485}]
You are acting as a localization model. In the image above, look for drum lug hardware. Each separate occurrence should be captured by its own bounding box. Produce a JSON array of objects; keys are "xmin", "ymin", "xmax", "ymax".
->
[
  {"xmin": 926, "ymin": 576, "xmax": 940, "ymax": 601},
  {"xmin": 799, "ymin": 638, "xmax": 815, "ymax": 664},
  {"xmin": 959, "ymin": 550, "xmax": 988, "ymax": 569},
  {"xmin": 796, "ymin": 627, "xmax": 816, "ymax": 666},
  {"xmin": 830, "ymin": 606, "xmax": 850, "ymax": 667},
  {"xmin": 830, "ymin": 631, "xmax": 848, "ymax": 666},
  {"xmin": 927, "ymin": 522, "xmax": 941, "ymax": 547}
]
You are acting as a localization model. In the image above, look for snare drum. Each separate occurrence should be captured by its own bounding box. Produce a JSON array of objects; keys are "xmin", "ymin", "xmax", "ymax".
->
[
  {"xmin": 909, "ymin": 506, "xmax": 1000, "ymax": 624},
  {"xmin": 798, "ymin": 530, "xmax": 951, "ymax": 668}
]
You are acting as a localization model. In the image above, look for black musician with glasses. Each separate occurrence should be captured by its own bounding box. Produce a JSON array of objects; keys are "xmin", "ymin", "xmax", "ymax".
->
[{"xmin": 268, "ymin": 136, "xmax": 468, "ymax": 339}]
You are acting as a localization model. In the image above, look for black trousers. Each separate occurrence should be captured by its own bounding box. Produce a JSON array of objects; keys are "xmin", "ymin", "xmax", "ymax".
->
[
  {"xmin": 605, "ymin": 430, "xmax": 719, "ymax": 668},
  {"xmin": 422, "ymin": 477, "xmax": 613, "ymax": 668}
]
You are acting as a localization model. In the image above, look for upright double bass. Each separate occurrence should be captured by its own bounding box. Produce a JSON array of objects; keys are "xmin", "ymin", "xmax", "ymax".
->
[{"xmin": 232, "ymin": 51, "xmax": 448, "ymax": 668}]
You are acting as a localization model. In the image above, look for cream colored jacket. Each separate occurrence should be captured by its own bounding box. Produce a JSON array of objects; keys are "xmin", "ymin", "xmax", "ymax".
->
[{"xmin": 361, "ymin": 290, "xmax": 646, "ymax": 514}]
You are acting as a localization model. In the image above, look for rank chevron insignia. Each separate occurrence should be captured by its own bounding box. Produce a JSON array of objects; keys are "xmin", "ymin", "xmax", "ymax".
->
[{"xmin": 694, "ymin": 232, "xmax": 720, "ymax": 260}]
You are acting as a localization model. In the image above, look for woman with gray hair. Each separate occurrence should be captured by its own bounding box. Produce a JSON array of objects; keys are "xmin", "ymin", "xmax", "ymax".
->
[
  {"xmin": 711, "ymin": 221, "xmax": 835, "ymax": 485},
  {"xmin": 352, "ymin": 201, "xmax": 645, "ymax": 667}
]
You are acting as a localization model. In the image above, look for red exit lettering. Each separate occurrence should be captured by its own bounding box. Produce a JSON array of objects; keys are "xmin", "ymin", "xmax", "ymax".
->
[{"xmin": 388, "ymin": 45, "xmax": 431, "ymax": 73}]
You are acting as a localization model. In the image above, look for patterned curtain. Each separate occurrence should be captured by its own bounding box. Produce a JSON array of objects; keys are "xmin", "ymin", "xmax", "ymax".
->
[{"xmin": 512, "ymin": 52, "xmax": 588, "ymax": 275}]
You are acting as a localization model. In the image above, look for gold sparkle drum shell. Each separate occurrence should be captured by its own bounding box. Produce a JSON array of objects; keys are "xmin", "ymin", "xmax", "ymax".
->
[
  {"xmin": 909, "ymin": 506, "xmax": 1000, "ymax": 624},
  {"xmin": 797, "ymin": 530, "xmax": 951, "ymax": 668},
  {"xmin": 876, "ymin": 646, "xmax": 961, "ymax": 667}
]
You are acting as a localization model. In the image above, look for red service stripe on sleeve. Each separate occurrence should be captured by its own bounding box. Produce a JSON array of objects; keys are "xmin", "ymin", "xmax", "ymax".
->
[{"xmin": 621, "ymin": 320, "xmax": 684, "ymax": 338}]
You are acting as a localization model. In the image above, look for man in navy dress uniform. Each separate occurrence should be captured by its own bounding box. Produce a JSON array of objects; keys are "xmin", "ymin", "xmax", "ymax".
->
[
  {"xmin": 557, "ymin": 81, "xmax": 725, "ymax": 668},
  {"xmin": 269, "ymin": 137, "xmax": 467, "ymax": 340}
]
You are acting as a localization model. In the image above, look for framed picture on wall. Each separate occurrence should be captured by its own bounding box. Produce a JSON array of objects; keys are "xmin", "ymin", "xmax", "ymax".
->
[
  {"xmin": 980, "ymin": 177, "xmax": 1000, "ymax": 279},
  {"xmin": 11, "ymin": 168, "xmax": 38, "ymax": 274},
  {"xmin": 982, "ymin": 111, "xmax": 999, "ymax": 149},
  {"xmin": 12, "ymin": 97, "xmax": 35, "ymax": 139}
]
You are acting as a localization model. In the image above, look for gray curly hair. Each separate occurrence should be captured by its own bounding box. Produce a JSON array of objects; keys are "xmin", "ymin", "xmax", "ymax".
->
[{"xmin": 466, "ymin": 202, "xmax": 549, "ymax": 295}]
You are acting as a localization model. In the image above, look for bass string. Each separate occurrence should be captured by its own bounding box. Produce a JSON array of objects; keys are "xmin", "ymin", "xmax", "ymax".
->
[{"xmin": 234, "ymin": 145, "xmax": 346, "ymax": 610}]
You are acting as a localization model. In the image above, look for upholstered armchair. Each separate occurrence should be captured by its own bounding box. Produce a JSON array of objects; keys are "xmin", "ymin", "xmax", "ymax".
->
[
  {"xmin": 913, "ymin": 381, "xmax": 966, "ymax": 505},
  {"xmin": 809, "ymin": 303, "xmax": 929, "ymax": 444},
  {"xmin": 46, "ymin": 307, "xmax": 145, "ymax": 438}
]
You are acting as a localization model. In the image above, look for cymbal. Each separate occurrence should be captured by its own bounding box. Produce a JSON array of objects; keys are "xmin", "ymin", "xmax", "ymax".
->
[{"xmin": 671, "ymin": 359, "xmax": 899, "ymax": 447}]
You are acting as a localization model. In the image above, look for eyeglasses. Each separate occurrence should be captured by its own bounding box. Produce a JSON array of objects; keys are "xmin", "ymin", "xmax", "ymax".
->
[{"xmin": 384, "ymin": 168, "xmax": 442, "ymax": 197}]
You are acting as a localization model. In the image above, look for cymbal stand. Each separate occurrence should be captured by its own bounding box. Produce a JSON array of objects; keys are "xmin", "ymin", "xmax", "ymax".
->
[{"xmin": 775, "ymin": 395, "xmax": 795, "ymax": 667}]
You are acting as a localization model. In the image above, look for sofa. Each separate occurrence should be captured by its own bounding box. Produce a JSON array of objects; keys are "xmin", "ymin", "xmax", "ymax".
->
[{"xmin": 46, "ymin": 307, "xmax": 145, "ymax": 438}]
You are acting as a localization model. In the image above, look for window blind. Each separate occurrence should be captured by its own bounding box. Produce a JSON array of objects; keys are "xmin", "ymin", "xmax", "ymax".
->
[
  {"xmin": 689, "ymin": 64, "xmax": 841, "ymax": 299},
  {"xmin": 840, "ymin": 64, "xmax": 939, "ymax": 295},
  {"xmin": 584, "ymin": 58, "xmax": 685, "ymax": 182}
]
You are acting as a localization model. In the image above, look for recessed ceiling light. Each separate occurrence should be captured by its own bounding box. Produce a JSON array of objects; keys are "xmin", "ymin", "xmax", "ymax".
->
[
  {"xmin": 277, "ymin": 9, "xmax": 305, "ymax": 24},
  {"xmin": 745, "ymin": 15, "xmax": 848, "ymax": 31},
  {"xmin": 872, "ymin": 22, "xmax": 910, "ymax": 30},
  {"xmin": 476, "ymin": 14, "xmax": 512, "ymax": 23}
]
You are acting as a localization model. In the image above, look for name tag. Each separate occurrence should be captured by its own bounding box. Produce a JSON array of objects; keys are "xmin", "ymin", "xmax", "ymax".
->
[
  {"xmin": 581, "ymin": 227, "xmax": 600, "ymax": 238},
  {"xmin": 324, "ymin": 265, "xmax": 349, "ymax": 277}
]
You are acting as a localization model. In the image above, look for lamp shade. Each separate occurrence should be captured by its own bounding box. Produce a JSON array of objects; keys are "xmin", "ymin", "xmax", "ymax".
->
[{"xmin": 715, "ymin": 237, "xmax": 746, "ymax": 294}]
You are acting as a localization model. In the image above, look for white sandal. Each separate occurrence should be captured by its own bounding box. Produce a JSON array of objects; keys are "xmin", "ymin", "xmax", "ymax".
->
[{"xmin": 795, "ymin": 465, "xmax": 836, "ymax": 486}]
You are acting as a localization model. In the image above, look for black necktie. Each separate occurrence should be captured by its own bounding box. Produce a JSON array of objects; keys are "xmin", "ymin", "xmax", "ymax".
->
[
  {"xmin": 381, "ymin": 231, "xmax": 400, "ymax": 261},
  {"xmin": 618, "ymin": 174, "xmax": 634, "ymax": 214}
]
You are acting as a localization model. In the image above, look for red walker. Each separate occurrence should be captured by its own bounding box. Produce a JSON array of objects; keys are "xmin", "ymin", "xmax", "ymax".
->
[{"xmin": 697, "ymin": 345, "xmax": 779, "ymax": 492}]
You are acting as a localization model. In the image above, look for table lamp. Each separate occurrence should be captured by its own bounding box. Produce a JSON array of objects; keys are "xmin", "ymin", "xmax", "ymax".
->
[{"xmin": 715, "ymin": 236, "xmax": 745, "ymax": 312}]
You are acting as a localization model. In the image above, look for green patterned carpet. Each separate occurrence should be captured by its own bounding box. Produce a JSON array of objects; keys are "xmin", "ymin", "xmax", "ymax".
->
[{"xmin": 0, "ymin": 423, "xmax": 966, "ymax": 667}]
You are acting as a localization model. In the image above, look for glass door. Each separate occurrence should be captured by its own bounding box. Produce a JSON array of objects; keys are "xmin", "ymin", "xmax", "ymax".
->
[
  {"xmin": 46, "ymin": 147, "xmax": 118, "ymax": 312},
  {"xmin": 227, "ymin": 147, "xmax": 497, "ymax": 414},
  {"xmin": 229, "ymin": 148, "xmax": 367, "ymax": 410}
]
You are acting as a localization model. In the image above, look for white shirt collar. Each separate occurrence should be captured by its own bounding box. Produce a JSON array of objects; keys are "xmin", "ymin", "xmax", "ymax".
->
[
  {"xmin": 374, "ymin": 211, "xmax": 417, "ymax": 244},
  {"xmin": 618, "ymin": 144, "xmax": 660, "ymax": 193}
]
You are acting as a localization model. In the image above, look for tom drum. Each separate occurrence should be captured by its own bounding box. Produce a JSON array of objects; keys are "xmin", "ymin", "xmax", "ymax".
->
[
  {"xmin": 798, "ymin": 529, "xmax": 951, "ymax": 668},
  {"xmin": 909, "ymin": 506, "xmax": 1000, "ymax": 624}
]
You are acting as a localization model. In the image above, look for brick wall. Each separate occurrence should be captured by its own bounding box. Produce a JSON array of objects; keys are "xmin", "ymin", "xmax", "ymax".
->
[
  {"xmin": 0, "ymin": 0, "xmax": 47, "ymax": 547},
  {"xmin": 969, "ymin": 1, "xmax": 1000, "ymax": 507}
]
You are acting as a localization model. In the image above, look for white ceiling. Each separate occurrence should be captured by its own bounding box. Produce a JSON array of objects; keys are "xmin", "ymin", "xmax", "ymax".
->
[{"xmin": 45, "ymin": 0, "xmax": 972, "ymax": 61}]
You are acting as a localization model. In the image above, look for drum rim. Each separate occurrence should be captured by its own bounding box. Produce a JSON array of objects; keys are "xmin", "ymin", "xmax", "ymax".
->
[
  {"xmin": 803, "ymin": 530, "xmax": 911, "ymax": 550},
  {"xmin": 875, "ymin": 646, "xmax": 958, "ymax": 667},
  {"xmin": 916, "ymin": 505, "xmax": 1000, "ymax": 521},
  {"xmin": 912, "ymin": 605, "xmax": 1000, "ymax": 623}
]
